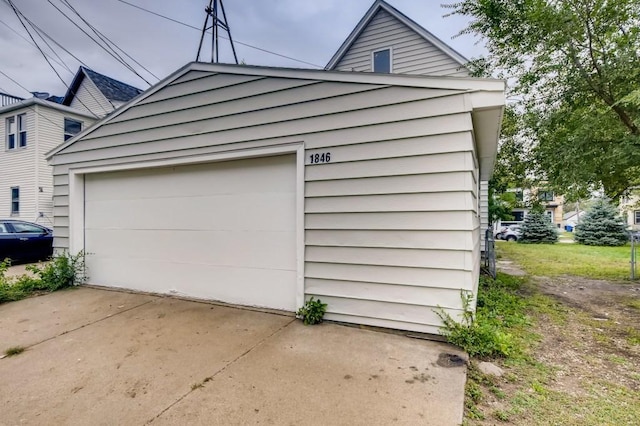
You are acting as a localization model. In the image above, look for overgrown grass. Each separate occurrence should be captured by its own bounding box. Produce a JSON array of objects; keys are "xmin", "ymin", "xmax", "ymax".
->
[
  {"xmin": 0, "ymin": 252, "xmax": 87, "ymax": 304},
  {"xmin": 437, "ymin": 273, "xmax": 536, "ymax": 359},
  {"xmin": 497, "ymin": 241, "xmax": 632, "ymax": 280}
]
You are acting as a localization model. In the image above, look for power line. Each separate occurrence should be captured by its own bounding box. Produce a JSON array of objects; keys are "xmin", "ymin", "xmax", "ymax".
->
[
  {"xmin": 0, "ymin": 18, "xmax": 71, "ymax": 72},
  {"xmin": 45, "ymin": 0, "xmax": 152, "ymax": 87},
  {"xmin": 5, "ymin": 0, "xmax": 99, "ymax": 118},
  {"xmin": 60, "ymin": 0, "xmax": 159, "ymax": 81},
  {"xmin": 114, "ymin": 0, "xmax": 323, "ymax": 68}
]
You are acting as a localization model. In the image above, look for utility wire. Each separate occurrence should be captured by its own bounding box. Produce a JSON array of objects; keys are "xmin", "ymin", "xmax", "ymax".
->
[
  {"xmin": 60, "ymin": 0, "xmax": 159, "ymax": 81},
  {"xmin": 0, "ymin": 18, "xmax": 71, "ymax": 72},
  {"xmin": 5, "ymin": 0, "xmax": 99, "ymax": 118},
  {"xmin": 45, "ymin": 0, "xmax": 152, "ymax": 87},
  {"xmin": 114, "ymin": 0, "xmax": 323, "ymax": 68},
  {"xmin": 0, "ymin": 69, "xmax": 32, "ymax": 97}
]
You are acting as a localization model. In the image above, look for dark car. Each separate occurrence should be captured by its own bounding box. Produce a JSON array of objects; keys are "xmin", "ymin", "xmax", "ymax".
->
[{"xmin": 0, "ymin": 220, "xmax": 53, "ymax": 264}]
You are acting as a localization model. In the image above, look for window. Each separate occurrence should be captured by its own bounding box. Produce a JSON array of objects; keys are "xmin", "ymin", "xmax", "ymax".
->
[
  {"xmin": 11, "ymin": 222, "xmax": 45, "ymax": 233},
  {"xmin": 6, "ymin": 114, "xmax": 26, "ymax": 149},
  {"xmin": 635, "ymin": 210, "xmax": 640, "ymax": 224},
  {"xmin": 372, "ymin": 48, "xmax": 391, "ymax": 73},
  {"xmin": 514, "ymin": 190, "xmax": 524, "ymax": 202},
  {"xmin": 538, "ymin": 190, "xmax": 554, "ymax": 202},
  {"xmin": 64, "ymin": 118, "xmax": 82, "ymax": 141},
  {"xmin": 10, "ymin": 187, "xmax": 19, "ymax": 215}
]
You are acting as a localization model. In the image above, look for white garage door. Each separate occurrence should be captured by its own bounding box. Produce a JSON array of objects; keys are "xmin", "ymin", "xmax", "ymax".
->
[{"xmin": 84, "ymin": 155, "xmax": 297, "ymax": 311}]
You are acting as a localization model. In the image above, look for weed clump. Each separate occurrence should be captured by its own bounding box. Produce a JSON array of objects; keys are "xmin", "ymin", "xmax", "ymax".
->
[
  {"xmin": 436, "ymin": 274, "xmax": 531, "ymax": 358},
  {"xmin": 296, "ymin": 297, "xmax": 327, "ymax": 325},
  {"xmin": 0, "ymin": 251, "xmax": 87, "ymax": 304}
]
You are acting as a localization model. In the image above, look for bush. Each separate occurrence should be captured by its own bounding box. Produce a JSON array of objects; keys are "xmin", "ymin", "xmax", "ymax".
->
[
  {"xmin": 574, "ymin": 197, "xmax": 629, "ymax": 246},
  {"xmin": 436, "ymin": 274, "xmax": 530, "ymax": 358},
  {"xmin": 518, "ymin": 209, "xmax": 558, "ymax": 244},
  {"xmin": 0, "ymin": 251, "xmax": 86, "ymax": 304}
]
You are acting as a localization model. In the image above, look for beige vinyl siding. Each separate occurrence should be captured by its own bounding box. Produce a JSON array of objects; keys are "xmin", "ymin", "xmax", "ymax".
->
[
  {"xmin": 69, "ymin": 77, "xmax": 112, "ymax": 118},
  {"xmin": 333, "ymin": 9, "xmax": 469, "ymax": 77},
  {"xmin": 51, "ymin": 70, "xmax": 480, "ymax": 335},
  {"xmin": 480, "ymin": 180, "xmax": 489, "ymax": 251},
  {"xmin": 0, "ymin": 108, "xmax": 36, "ymax": 220}
]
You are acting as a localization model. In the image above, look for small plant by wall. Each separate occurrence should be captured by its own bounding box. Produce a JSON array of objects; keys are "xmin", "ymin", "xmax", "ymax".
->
[{"xmin": 296, "ymin": 297, "xmax": 327, "ymax": 325}]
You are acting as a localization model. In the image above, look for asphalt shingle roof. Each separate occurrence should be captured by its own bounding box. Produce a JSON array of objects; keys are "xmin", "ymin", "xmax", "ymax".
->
[{"xmin": 81, "ymin": 67, "xmax": 143, "ymax": 102}]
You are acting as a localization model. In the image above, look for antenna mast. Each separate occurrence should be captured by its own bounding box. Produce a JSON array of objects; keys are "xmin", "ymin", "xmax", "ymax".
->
[{"xmin": 196, "ymin": 0, "xmax": 238, "ymax": 64}]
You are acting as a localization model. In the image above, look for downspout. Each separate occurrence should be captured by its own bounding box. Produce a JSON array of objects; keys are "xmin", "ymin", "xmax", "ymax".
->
[{"xmin": 34, "ymin": 104, "xmax": 40, "ymax": 221}]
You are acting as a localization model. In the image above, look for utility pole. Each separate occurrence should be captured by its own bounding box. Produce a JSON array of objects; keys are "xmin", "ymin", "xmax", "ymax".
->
[{"xmin": 196, "ymin": 0, "xmax": 238, "ymax": 64}]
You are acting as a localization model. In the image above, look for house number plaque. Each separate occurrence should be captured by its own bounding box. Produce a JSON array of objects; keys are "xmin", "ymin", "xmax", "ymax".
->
[{"xmin": 308, "ymin": 152, "xmax": 332, "ymax": 164}]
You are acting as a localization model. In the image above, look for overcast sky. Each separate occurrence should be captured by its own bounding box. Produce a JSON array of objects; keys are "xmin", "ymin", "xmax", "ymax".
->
[{"xmin": 0, "ymin": 0, "xmax": 485, "ymax": 98}]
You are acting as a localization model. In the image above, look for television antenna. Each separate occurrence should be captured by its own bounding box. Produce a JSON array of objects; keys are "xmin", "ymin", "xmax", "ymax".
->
[{"xmin": 196, "ymin": 0, "xmax": 238, "ymax": 64}]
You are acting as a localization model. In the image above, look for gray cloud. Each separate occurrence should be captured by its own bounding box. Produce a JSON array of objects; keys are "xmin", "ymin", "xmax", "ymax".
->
[{"xmin": 0, "ymin": 0, "xmax": 485, "ymax": 97}]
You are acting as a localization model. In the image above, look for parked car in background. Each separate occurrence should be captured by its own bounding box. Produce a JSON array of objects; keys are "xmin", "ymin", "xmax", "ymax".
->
[
  {"xmin": 0, "ymin": 220, "xmax": 53, "ymax": 264},
  {"xmin": 497, "ymin": 225, "xmax": 522, "ymax": 242}
]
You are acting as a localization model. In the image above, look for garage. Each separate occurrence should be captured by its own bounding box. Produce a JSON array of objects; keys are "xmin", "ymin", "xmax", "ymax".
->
[
  {"xmin": 48, "ymin": 63, "xmax": 504, "ymax": 335},
  {"xmin": 83, "ymin": 154, "xmax": 298, "ymax": 311}
]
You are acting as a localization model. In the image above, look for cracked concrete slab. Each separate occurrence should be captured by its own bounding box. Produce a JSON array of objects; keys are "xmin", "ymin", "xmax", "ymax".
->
[
  {"xmin": 0, "ymin": 287, "xmax": 157, "ymax": 351},
  {"xmin": 0, "ymin": 288, "xmax": 466, "ymax": 426}
]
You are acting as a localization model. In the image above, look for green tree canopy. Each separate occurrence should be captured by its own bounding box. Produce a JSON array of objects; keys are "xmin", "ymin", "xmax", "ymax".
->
[{"xmin": 446, "ymin": 0, "xmax": 640, "ymax": 201}]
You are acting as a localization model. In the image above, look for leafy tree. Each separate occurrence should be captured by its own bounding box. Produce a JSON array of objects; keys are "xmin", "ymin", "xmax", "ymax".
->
[
  {"xmin": 445, "ymin": 0, "xmax": 640, "ymax": 201},
  {"xmin": 574, "ymin": 197, "xmax": 629, "ymax": 246},
  {"xmin": 518, "ymin": 206, "xmax": 558, "ymax": 244}
]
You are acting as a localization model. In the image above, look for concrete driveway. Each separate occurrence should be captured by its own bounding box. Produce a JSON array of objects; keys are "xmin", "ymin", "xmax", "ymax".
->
[{"xmin": 0, "ymin": 287, "xmax": 466, "ymax": 425}]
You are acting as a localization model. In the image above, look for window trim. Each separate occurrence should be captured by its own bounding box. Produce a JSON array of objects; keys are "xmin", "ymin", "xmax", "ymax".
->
[
  {"xmin": 10, "ymin": 186, "xmax": 19, "ymax": 216},
  {"xmin": 538, "ymin": 190, "xmax": 555, "ymax": 202},
  {"xmin": 63, "ymin": 117, "xmax": 83, "ymax": 141},
  {"xmin": 635, "ymin": 210, "xmax": 640, "ymax": 225},
  {"xmin": 371, "ymin": 47, "xmax": 393, "ymax": 73},
  {"xmin": 6, "ymin": 113, "xmax": 27, "ymax": 150}
]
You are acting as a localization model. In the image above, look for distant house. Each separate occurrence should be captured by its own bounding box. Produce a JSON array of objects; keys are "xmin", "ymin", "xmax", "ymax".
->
[
  {"xmin": 499, "ymin": 188, "xmax": 564, "ymax": 229},
  {"xmin": 1, "ymin": 67, "xmax": 141, "ymax": 223},
  {"xmin": 46, "ymin": 2, "xmax": 504, "ymax": 336},
  {"xmin": 62, "ymin": 66, "xmax": 143, "ymax": 118},
  {"xmin": 620, "ymin": 193, "xmax": 640, "ymax": 231},
  {"xmin": 563, "ymin": 210, "xmax": 586, "ymax": 230}
]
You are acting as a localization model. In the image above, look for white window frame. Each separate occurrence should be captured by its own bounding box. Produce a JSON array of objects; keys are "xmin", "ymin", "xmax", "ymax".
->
[
  {"xmin": 371, "ymin": 47, "xmax": 393, "ymax": 73},
  {"xmin": 64, "ymin": 118, "xmax": 83, "ymax": 141},
  {"xmin": 6, "ymin": 113, "xmax": 27, "ymax": 150},
  {"xmin": 10, "ymin": 186, "xmax": 19, "ymax": 215},
  {"xmin": 635, "ymin": 210, "xmax": 640, "ymax": 224}
]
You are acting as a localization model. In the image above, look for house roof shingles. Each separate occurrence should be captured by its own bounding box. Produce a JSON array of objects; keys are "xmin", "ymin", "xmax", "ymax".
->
[{"xmin": 62, "ymin": 66, "xmax": 142, "ymax": 106}]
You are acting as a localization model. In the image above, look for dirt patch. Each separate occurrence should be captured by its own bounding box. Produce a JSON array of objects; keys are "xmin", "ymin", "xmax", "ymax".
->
[{"xmin": 470, "ymin": 266, "xmax": 640, "ymax": 424}]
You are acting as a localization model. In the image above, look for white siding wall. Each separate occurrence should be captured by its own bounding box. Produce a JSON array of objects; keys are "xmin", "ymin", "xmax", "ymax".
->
[
  {"xmin": 0, "ymin": 107, "xmax": 36, "ymax": 220},
  {"xmin": 51, "ymin": 71, "xmax": 480, "ymax": 335},
  {"xmin": 333, "ymin": 9, "xmax": 469, "ymax": 77},
  {"xmin": 69, "ymin": 78, "xmax": 113, "ymax": 118},
  {"xmin": 480, "ymin": 180, "xmax": 489, "ymax": 251},
  {"xmin": 34, "ymin": 105, "xmax": 95, "ymax": 225}
]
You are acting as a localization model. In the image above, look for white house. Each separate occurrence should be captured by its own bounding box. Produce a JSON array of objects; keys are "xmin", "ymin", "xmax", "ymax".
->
[
  {"xmin": 1, "ymin": 67, "xmax": 142, "ymax": 224},
  {"xmin": 0, "ymin": 98, "xmax": 95, "ymax": 224},
  {"xmin": 47, "ymin": 61, "xmax": 504, "ymax": 335}
]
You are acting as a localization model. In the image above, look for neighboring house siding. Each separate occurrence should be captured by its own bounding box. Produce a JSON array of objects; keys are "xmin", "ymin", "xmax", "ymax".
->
[
  {"xmin": 480, "ymin": 180, "xmax": 489, "ymax": 251},
  {"xmin": 34, "ymin": 105, "xmax": 94, "ymax": 225},
  {"xmin": 333, "ymin": 9, "xmax": 469, "ymax": 77},
  {"xmin": 51, "ymin": 71, "xmax": 481, "ymax": 334},
  {"xmin": 69, "ymin": 78, "xmax": 112, "ymax": 117},
  {"xmin": 0, "ymin": 108, "xmax": 36, "ymax": 220}
]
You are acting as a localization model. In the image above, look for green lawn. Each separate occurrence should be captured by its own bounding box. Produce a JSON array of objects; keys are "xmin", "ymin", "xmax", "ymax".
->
[{"xmin": 496, "ymin": 241, "xmax": 633, "ymax": 280}]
